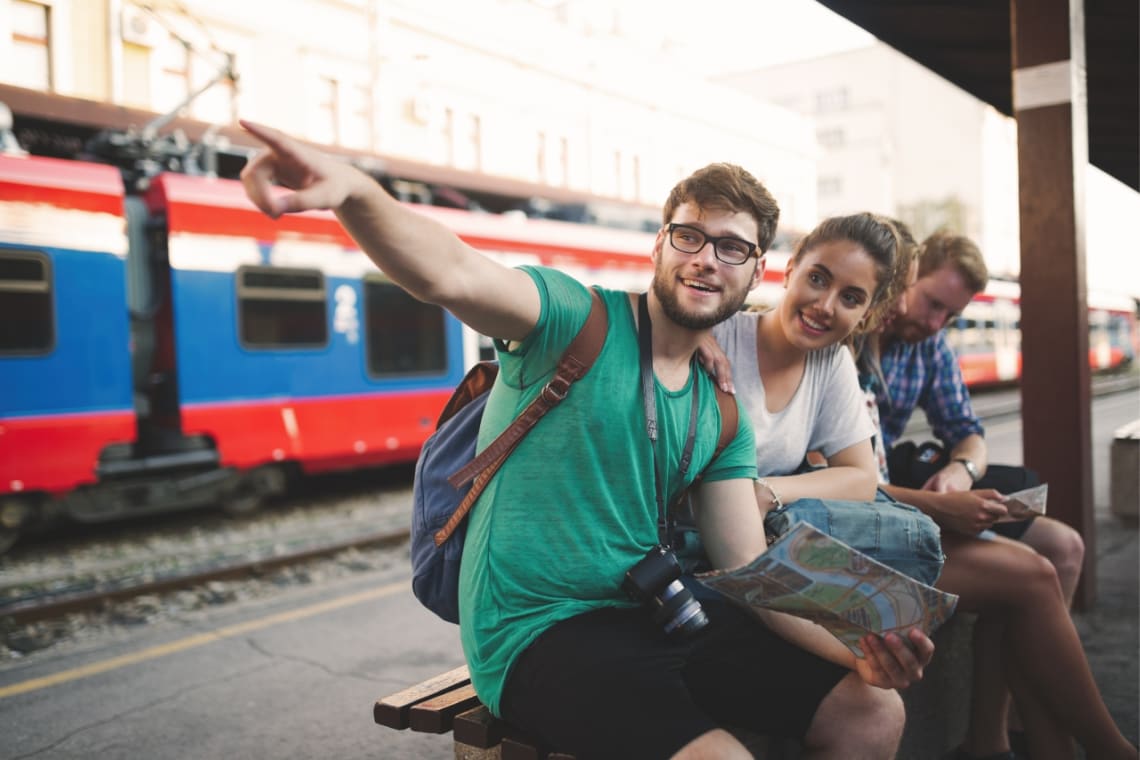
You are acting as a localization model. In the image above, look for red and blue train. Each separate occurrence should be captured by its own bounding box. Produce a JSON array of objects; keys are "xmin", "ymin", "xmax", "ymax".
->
[
  {"xmin": 0, "ymin": 140, "xmax": 1135, "ymax": 553},
  {"xmin": 0, "ymin": 146, "xmax": 661, "ymax": 551}
]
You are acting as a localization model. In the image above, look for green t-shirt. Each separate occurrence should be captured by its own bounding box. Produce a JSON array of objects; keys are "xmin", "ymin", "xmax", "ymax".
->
[{"xmin": 458, "ymin": 266, "xmax": 758, "ymax": 716}]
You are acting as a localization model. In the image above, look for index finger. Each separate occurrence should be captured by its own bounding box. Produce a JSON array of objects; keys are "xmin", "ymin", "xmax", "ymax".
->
[
  {"xmin": 240, "ymin": 120, "xmax": 301, "ymax": 158},
  {"xmin": 905, "ymin": 628, "xmax": 935, "ymax": 666},
  {"xmin": 239, "ymin": 150, "xmax": 284, "ymax": 219},
  {"xmin": 981, "ymin": 498, "xmax": 1009, "ymax": 519}
]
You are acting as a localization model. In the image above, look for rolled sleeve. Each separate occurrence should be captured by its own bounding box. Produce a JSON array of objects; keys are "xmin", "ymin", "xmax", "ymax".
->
[
  {"xmin": 878, "ymin": 333, "xmax": 984, "ymax": 450},
  {"xmin": 918, "ymin": 334, "xmax": 985, "ymax": 448}
]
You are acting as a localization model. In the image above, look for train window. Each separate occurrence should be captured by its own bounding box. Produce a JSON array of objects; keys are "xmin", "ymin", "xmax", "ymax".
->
[
  {"xmin": 236, "ymin": 266, "xmax": 328, "ymax": 348},
  {"xmin": 0, "ymin": 250, "xmax": 54, "ymax": 354},
  {"xmin": 944, "ymin": 317, "xmax": 965, "ymax": 352},
  {"xmin": 364, "ymin": 277, "xmax": 447, "ymax": 376},
  {"xmin": 958, "ymin": 317, "xmax": 983, "ymax": 353}
]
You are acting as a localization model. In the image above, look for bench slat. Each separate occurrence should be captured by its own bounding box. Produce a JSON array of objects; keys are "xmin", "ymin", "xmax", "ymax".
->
[
  {"xmin": 453, "ymin": 704, "xmax": 507, "ymax": 748},
  {"xmin": 373, "ymin": 665, "xmax": 470, "ymax": 729},
  {"xmin": 409, "ymin": 683, "xmax": 482, "ymax": 733}
]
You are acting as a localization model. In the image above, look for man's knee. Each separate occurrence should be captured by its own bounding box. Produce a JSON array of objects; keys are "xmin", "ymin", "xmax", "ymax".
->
[
  {"xmin": 672, "ymin": 728, "xmax": 752, "ymax": 760},
  {"xmin": 1026, "ymin": 518, "xmax": 1086, "ymax": 579},
  {"xmin": 805, "ymin": 674, "xmax": 904, "ymax": 757}
]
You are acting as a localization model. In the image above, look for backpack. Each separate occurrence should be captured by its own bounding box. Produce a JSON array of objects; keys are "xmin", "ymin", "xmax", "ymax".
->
[
  {"xmin": 411, "ymin": 289, "xmax": 608, "ymax": 623},
  {"xmin": 409, "ymin": 289, "xmax": 740, "ymax": 624}
]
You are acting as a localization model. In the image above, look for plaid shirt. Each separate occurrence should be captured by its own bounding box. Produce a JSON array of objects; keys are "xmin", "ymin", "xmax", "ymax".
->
[{"xmin": 876, "ymin": 331, "xmax": 985, "ymax": 451}]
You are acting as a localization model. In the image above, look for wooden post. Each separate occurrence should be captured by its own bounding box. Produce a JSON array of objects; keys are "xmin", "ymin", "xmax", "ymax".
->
[{"xmin": 1010, "ymin": 0, "xmax": 1095, "ymax": 607}]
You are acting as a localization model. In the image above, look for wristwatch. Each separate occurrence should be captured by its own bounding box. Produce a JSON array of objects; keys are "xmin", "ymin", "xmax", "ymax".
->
[{"xmin": 954, "ymin": 457, "xmax": 981, "ymax": 484}]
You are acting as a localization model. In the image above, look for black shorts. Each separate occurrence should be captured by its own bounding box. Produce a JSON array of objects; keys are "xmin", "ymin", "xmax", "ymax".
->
[
  {"xmin": 498, "ymin": 599, "xmax": 848, "ymax": 760},
  {"xmin": 888, "ymin": 442, "xmax": 1037, "ymax": 540}
]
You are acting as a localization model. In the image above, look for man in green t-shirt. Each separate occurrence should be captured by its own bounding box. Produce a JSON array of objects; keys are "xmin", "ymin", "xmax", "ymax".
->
[{"xmin": 240, "ymin": 120, "xmax": 934, "ymax": 760}]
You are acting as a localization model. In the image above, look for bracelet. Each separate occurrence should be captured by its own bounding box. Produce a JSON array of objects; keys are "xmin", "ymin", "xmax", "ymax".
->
[{"xmin": 757, "ymin": 478, "xmax": 783, "ymax": 510}]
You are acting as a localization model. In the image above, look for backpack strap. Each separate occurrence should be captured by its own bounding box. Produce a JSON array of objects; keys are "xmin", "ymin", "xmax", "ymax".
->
[
  {"xmin": 710, "ymin": 383, "xmax": 739, "ymax": 463},
  {"xmin": 667, "ymin": 382, "xmax": 739, "ymax": 515},
  {"xmin": 434, "ymin": 287, "xmax": 608, "ymax": 546},
  {"xmin": 436, "ymin": 362, "xmax": 499, "ymax": 428}
]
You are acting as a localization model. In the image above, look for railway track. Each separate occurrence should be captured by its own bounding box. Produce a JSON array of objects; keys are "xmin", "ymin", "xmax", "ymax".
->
[
  {"xmin": 0, "ymin": 526, "xmax": 411, "ymax": 627},
  {"xmin": 0, "ymin": 474, "xmax": 418, "ymax": 648}
]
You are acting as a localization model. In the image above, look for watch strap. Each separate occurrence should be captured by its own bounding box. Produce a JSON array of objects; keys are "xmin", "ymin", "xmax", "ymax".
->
[{"xmin": 954, "ymin": 457, "xmax": 980, "ymax": 483}]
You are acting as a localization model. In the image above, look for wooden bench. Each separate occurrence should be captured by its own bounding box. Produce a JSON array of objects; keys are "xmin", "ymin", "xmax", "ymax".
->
[
  {"xmin": 374, "ymin": 613, "xmax": 977, "ymax": 760},
  {"xmin": 374, "ymin": 665, "xmax": 575, "ymax": 759}
]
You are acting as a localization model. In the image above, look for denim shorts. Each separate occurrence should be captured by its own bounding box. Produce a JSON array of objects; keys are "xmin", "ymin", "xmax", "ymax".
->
[{"xmin": 763, "ymin": 490, "xmax": 945, "ymax": 586}]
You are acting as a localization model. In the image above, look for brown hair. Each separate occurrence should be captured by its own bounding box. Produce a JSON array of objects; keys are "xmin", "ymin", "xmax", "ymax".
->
[
  {"xmin": 860, "ymin": 217, "xmax": 918, "ymax": 334},
  {"xmin": 662, "ymin": 163, "xmax": 780, "ymax": 253},
  {"xmin": 791, "ymin": 212, "xmax": 901, "ymax": 309},
  {"xmin": 918, "ymin": 230, "xmax": 989, "ymax": 294}
]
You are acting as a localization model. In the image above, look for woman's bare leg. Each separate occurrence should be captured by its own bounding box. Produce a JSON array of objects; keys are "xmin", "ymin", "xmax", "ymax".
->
[
  {"xmin": 962, "ymin": 616, "xmax": 1011, "ymax": 756},
  {"xmin": 1004, "ymin": 656, "xmax": 1076, "ymax": 760},
  {"xmin": 936, "ymin": 533, "xmax": 1136, "ymax": 759}
]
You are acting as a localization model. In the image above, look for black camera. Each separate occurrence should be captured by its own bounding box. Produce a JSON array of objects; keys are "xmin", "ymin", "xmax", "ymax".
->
[{"xmin": 622, "ymin": 546, "xmax": 709, "ymax": 639}]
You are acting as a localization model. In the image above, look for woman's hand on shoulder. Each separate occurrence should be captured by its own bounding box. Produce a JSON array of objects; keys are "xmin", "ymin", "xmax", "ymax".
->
[{"xmin": 696, "ymin": 334, "xmax": 735, "ymax": 393}]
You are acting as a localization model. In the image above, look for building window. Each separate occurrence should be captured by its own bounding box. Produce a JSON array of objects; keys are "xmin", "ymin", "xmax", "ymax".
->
[
  {"xmin": 556, "ymin": 136, "xmax": 569, "ymax": 187},
  {"xmin": 313, "ymin": 76, "xmax": 339, "ymax": 146},
  {"xmin": 10, "ymin": 0, "xmax": 52, "ymax": 90},
  {"xmin": 612, "ymin": 150, "xmax": 622, "ymax": 197},
  {"xmin": 818, "ymin": 176, "xmax": 843, "ymax": 197},
  {"xmin": 444, "ymin": 109, "xmax": 480, "ymax": 171},
  {"xmin": 343, "ymin": 83, "xmax": 372, "ymax": 150},
  {"xmin": 236, "ymin": 267, "xmax": 328, "ymax": 348},
  {"xmin": 121, "ymin": 42, "xmax": 152, "ymax": 108},
  {"xmin": 193, "ymin": 63, "xmax": 239, "ymax": 125},
  {"xmin": 364, "ymin": 277, "xmax": 446, "ymax": 376},
  {"xmin": 537, "ymin": 130, "xmax": 547, "ymax": 181},
  {"xmin": 155, "ymin": 33, "xmax": 191, "ymax": 115},
  {"xmin": 815, "ymin": 87, "xmax": 848, "ymax": 113},
  {"xmin": 817, "ymin": 127, "xmax": 845, "ymax": 149},
  {"xmin": 537, "ymin": 132, "xmax": 569, "ymax": 187},
  {"xmin": 0, "ymin": 249, "xmax": 53, "ymax": 354}
]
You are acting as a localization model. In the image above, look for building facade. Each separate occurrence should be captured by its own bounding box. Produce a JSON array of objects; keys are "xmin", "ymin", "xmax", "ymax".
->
[
  {"xmin": 718, "ymin": 42, "xmax": 1022, "ymax": 277},
  {"xmin": 0, "ymin": 0, "xmax": 819, "ymax": 235}
]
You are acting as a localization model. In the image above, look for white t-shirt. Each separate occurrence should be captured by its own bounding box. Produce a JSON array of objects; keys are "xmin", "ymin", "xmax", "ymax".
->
[{"xmin": 712, "ymin": 311, "xmax": 875, "ymax": 477}]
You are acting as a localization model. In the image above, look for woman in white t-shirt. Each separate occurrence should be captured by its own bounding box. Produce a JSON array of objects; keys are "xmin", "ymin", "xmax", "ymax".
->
[
  {"xmin": 706, "ymin": 214, "xmax": 1135, "ymax": 760},
  {"xmin": 709, "ymin": 214, "xmax": 893, "ymax": 515}
]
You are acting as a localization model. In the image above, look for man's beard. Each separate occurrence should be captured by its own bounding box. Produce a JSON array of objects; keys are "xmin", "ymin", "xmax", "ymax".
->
[
  {"xmin": 890, "ymin": 316, "xmax": 930, "ymax": 343},
  {"xmin": 651, "ymin": 271, "xmax": 750, "ymax": 330}
]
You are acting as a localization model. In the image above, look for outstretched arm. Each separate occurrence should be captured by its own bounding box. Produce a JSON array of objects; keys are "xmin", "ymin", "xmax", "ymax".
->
[
  {"xmin": 239, "ymin": 121, "xmax": 539, "ymax": 341},
  {"xmin": 695, "ymin": 478, "xmax": 933, "ymax": 690}
]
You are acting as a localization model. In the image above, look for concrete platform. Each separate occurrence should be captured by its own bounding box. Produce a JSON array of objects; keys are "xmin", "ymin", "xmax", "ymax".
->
[{"xmin": 1075, "ymin": 515, "xmax": 1139, "ymax": 750}]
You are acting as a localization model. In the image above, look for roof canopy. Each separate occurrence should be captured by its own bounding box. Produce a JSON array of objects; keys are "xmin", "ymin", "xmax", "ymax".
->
[{"xmin": 817, "ymin": 0, "xmax": 1138, "ymax": 190}]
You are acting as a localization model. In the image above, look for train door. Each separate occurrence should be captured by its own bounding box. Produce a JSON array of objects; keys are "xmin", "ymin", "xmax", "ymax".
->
[
  {"xmin": 1089, "ymin": 309, "xmax": 1111, "ymax": 369},
  {"xmin": 992, "ymin": 298, "xmax": 1020, "ymax": 381}
]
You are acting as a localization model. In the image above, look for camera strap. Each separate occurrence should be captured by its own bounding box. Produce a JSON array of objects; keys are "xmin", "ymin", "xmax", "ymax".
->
[{"xmin": 637, "ymin": 292, "xmax": 698, "ymax": 548}]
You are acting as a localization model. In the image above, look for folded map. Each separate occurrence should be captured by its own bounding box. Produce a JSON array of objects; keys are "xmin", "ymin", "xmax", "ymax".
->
[
  {"xmin": 999, "ymin": 483, "xmax": 1048, "ymax": 522},
  {"xmin": 695, "ymin": 522, "xmax": 959, "ymax": 658}
]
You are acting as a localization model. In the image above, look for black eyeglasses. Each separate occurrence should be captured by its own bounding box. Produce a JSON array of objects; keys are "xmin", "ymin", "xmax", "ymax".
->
[{"xmin": 665, "ymin": 223, "xmax": 759, "ymax": 266}]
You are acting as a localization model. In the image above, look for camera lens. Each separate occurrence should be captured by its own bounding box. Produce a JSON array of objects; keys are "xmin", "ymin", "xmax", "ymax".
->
[{"xmin": 651, "ymin": 579, "xmax": 709, "ymax": 638}]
